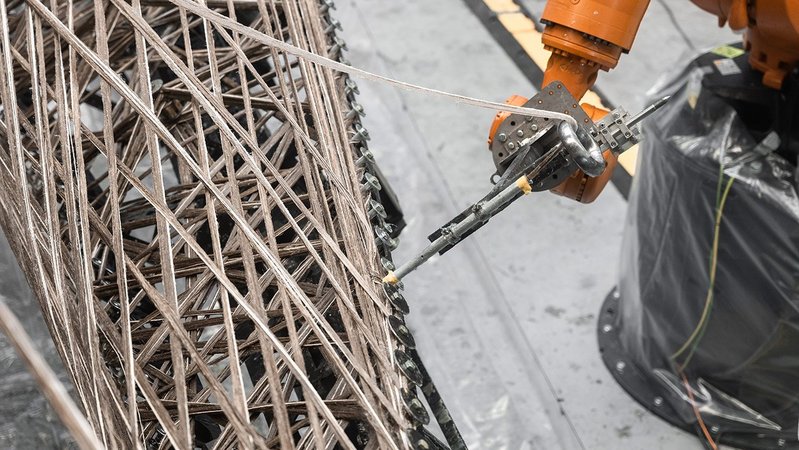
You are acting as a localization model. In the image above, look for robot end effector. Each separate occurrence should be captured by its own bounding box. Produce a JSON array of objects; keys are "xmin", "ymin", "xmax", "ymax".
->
[{"xmin": 495, "ymin": 0, "xmax": 799, "ymax": 204}]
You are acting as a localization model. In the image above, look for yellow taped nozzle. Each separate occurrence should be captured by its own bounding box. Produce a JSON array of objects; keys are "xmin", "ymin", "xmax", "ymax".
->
[
  {"xmin": 515, "ymin": 176, "xmax": 532, "ymax": 195},
  {"xmin": 383, "ymin": 271, "xmax": 399, "ymax": 285}
]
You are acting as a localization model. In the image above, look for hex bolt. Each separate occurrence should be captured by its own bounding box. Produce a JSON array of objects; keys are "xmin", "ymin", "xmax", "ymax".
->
[
  {"xmin": 654, "ymin": 397, "xmax": 663, "ymax": 406},
  {"xmin": 374, "ymin": 226, "xmax": 398, "ymax": 250},
  {"xmin": 381, "ymin": 257, "xmax": 396, "ymax": 271},
  {"xmin": 352, "ymin": 123, "xmax": 370, "ymax": 142},
  {"xmin": 361, "ymin": 172, "xmax": 382, "ymax": 192},
  {"xmin": 324, "ymin": 18, "xmax": 342, "ymax": 34},
  {"xmin": 355, "ymin": 148, "xmax": 375, "ymax": 166},
  {"xmin": 530, "ymin": 124, "xmax": 538, "ymax": 131},
  {"xmin": 346, "ymin": 101, "xmax": 365, "ymax": 119},
  {"xmin": 368, "ymin": 199, "xmax": 387, "ymax": 219},
  {"xmin": 516, "ymin": 129, "xmax": 524, "ymax": 138},
  {"xmin": 602, "ymin": 324, "xmax": 613, "ymax": 333},
  {"xmin": 319, "ymin": 0, "xmax": 335, "ymax": 12},
  {"xmin": 615, "ymin": 361, "xmax": 626, "ymax": 373},
  {"xmin": 508, "ymin": 142, "xmax": 516, "ymax": 150},
  {"xmin": 332, "ymin": 36, "xmax": 348, "ymax": 53},
  {"xmin": 344, "ymin": 78, "xmax": 360, "ymax": 96},
  {"xmin": 497, "ymin": 133, "xmax": 507, "ymax": 143}
]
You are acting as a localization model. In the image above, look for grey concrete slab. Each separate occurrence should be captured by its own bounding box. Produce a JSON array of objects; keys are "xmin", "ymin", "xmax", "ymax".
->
[{"xmin": 336, "ymin": 0, "xmax": 714, "ymax": 448}]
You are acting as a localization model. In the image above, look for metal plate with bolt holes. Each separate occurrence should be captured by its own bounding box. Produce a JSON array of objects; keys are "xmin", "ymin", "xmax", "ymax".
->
[{"xmin": 489, "ymin": 81, "xmax": 594, "ymax": 190}]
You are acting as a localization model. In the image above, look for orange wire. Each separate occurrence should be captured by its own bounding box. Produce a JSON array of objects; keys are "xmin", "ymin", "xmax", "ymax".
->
[{"xmin": 682, "ymin": 373, "xmax": 718, "ymax": 450}]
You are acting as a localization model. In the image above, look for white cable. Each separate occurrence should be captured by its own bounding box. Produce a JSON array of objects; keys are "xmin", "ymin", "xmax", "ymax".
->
[{"xmin": 168, "ymin": 0, "xmax": 579, "ymax": 128}]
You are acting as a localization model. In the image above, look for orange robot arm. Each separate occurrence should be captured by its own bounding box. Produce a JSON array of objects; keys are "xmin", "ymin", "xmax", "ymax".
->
[
  {"xmin": 494, "ymin": 0, "xmax": 799, "ymax": 203},
  {"xmin": 540, "ymin": 0, "xmax": 650, "ymax": 101},
  {"xmin": 536, "ymin": 0, "xmax": 651, "ymax": 202},
  {"xmin": 541, "ymin": 0, "xmax": 799, "ymax": 98}
]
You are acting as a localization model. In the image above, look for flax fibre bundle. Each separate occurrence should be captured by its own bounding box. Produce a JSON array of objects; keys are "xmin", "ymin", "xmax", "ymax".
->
[{"xmin": 0, "ymin": 0, "xmax": 417, "ymax": 447}]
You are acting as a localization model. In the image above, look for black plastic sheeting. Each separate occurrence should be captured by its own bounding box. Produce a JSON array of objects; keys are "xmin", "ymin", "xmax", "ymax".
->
[{"xmin": 616, "ymin": 61, "xmax": 799, "ymax": 441}]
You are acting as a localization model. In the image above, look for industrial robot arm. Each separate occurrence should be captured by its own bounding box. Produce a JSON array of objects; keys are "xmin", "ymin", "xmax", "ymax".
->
[
  {"xmin": 513, "ymin": 0, "xmax": 799, "ymax": 203},
  {"xmin": 383, "ymin": 0, "xmax": 799, "ymax": 285}
]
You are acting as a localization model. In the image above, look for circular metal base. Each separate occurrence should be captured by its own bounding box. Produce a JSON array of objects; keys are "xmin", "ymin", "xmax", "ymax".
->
[{"xmin": 597, "ymin": 288, "xmax": 797, "ymax": 450}]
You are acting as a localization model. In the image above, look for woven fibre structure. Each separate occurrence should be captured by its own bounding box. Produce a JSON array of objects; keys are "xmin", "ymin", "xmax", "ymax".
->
[{"xmin": 0, "ymin": 0, "xmax": 414, "ymax": 447}]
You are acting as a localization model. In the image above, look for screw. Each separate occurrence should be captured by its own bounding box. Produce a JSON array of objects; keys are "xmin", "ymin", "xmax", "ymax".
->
[
  {"xmin": 330, "ymin": 37, "xmax": 348, "ymax": 55},
  {"xmin": 516, "ymin": 129, "xmax": 524, "ymax": 138},
  {"xmin": 324, "ymin": 18, "xmax": 343, "ymax": 34},
  {"xmin": 361, "ymin": 172, "xmax": 382, "ymax": 192},
  {"xmin": 346, "ymin": 101, "xmax": 365, "ymax": 119},
  {"xmin": 368, "ymin": 199, "xmax": 387, "ymax": 219},
  {"xmin": 374, "ymin": 226, "xmax": 398, "ymax": 250},
  {"xmin": 654, "ymin": 397, "xmax": 663, "ymax": 406},
  {"xmin": 508, "ymin": 142, "xmax": 516, "ymax": 150},
  {"xmin": 344, "ymin": 78, "xmax": 360, "ymax": 96},
  {"xmin": 355, "ymin": 148, "xmax": 375, "ymax": 167},
  {"xmin": 352, "ymin": 123, "xmax": 370, "ymax": 142},
  {"xmin": 615, "ymin": 361, "xmax": 625, "ymax": 372},
  {"xmin": 530, "ymin": 124, "xmax": 538, "ymax": 131},
  {"xmin": 320, "ymin": 0, "xmax": 336, "ymax": 12},
  {"xmin": 612, "ymin": 290, "xmax": 620, "ymax": 299},
  {"xmin": 497, "ymin": 133, "xmax": 507, "ymax": 143},
  {"xmin": 381, "ymin": 257, "xmax": 395, "ymax": 271},
  {"xmin": 602, "ymin": 324, "xmax": 613, "ymax": 333},
  {"xmin": 710, "ymin": 426, "xmax": 719, "ymax": 434}
]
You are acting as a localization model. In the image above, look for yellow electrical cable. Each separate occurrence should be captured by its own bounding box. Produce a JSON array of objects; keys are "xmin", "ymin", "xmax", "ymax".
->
[{"xmin": 671, "ymin": 176, "xmax": 735, "ymax": 362}]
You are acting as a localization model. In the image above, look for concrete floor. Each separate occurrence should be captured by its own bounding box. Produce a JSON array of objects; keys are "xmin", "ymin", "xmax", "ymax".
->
[{"xmin": 0, "ymin": 1, "xmax": 739, "ymax": 448}]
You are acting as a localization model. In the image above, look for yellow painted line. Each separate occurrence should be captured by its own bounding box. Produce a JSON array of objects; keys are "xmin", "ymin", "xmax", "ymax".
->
[
  {"xmin": 484, "ymin": 0, "xmax": 520, "ymax": 12},
  {"xmin": 482, "ymin": 0, "xmax": 639, "ymax": 176}
]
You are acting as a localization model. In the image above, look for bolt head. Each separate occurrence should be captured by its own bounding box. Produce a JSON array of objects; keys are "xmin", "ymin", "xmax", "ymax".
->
[
  {"xmin": 530, "ymin": 124, "xmax": 538, "ymax": 131},
  {"xmin": 615, "ymin": 361, "xmax": 626, "ymax": 372},
  {"xmin": 516, "ymin": 129, "xmax": 524, "ymax": 138},
  {"xmin": 710, "ymin": 426, "xmax": 719, "ymax": 434},
  {"xmin": 498, "ymin": 133, "xmax": 507, "ymax": 142},
  {"xmin": 654, "ymin": 397, "xmax": 663, "ymax": 406},
  {"xmin": 508, "ymin": 142, "xmax": 516, "ymax": 149},
  {"xmin": 602, "ymin": 324, "xmax": 613, "ymax": 333}
]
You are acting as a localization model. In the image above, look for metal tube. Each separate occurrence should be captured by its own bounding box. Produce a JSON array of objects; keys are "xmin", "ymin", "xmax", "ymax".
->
[
  {"xmin": 383, "ymin": 176, "xmax": 531, "ymax": 284},
  {"xmin": 627, "ymin": 96, "xmax": 670, "ymax": 128}
]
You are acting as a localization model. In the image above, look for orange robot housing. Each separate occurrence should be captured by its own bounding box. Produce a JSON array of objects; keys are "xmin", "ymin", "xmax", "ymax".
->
[{"xmin": 508, "ymin": 0, "xmax": 799, "ymax": 203}]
